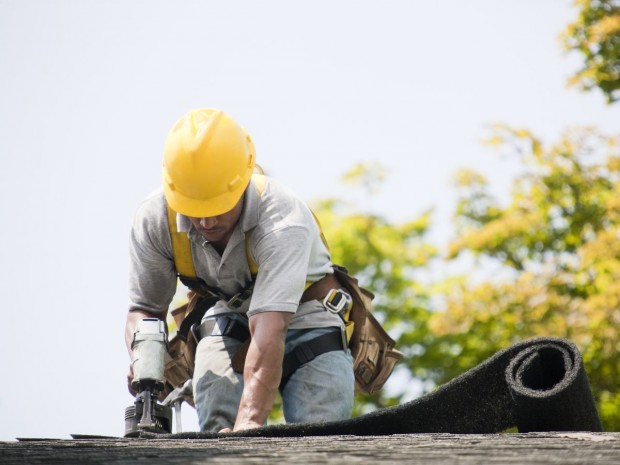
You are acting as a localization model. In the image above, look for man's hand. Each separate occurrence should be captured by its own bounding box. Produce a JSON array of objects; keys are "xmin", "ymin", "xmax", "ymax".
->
[
  {"xmin": 127, "ymin": 365, "xmax": 137, "ymax": 397},
  {"xmin": 232, "ymin": 311, "xmax": 292, "ymax": 432}
]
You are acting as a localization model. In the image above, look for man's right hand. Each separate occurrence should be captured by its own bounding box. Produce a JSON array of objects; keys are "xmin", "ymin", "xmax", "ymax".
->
[{"xmin": 127, "ymin": 364, "xmax": 137, "ymax": 397}]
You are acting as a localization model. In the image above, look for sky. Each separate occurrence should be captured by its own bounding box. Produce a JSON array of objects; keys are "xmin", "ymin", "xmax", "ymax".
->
[{"xmin": 1, "ymin": 0, "xmax": 619, "ymax": 440}]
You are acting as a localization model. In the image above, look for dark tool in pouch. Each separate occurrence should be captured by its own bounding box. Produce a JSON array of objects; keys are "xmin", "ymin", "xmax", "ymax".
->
[
  {"xmin": 162, "ymin": 293, "xmax": 218, "ymax": 403},
  {"xmin": 160, "ymin": 266, "xmax": 403, "ymax": 400}
]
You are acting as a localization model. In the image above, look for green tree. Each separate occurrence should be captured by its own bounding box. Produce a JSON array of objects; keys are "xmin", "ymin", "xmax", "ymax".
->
[
  {"xmin": 563, "ymin": 0, "xmax": 620, "ymax": 103},
  {"xmin": 425, "ymin": 126, "xmax": 620, "ymax": 430}
]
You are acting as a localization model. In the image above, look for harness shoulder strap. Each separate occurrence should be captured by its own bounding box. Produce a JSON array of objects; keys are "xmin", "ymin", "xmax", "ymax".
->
[{"xmin": 167, "ymin": 204, "xmax": 196, "ymax": 279}]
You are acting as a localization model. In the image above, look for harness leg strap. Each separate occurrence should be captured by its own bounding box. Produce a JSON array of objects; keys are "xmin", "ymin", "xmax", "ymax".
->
[{"xmin": 280, "ymin": 330, "xmax": 345, "ymax": 390}]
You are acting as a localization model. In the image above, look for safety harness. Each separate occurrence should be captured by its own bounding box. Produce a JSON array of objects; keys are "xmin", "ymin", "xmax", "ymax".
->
[
  {"xmin": 166, "ymin": 174, "xmax": 354, "ymax": 388},
  {"xmin": 163, "ymin": 174, "xmax": 402, "ymax": 397}
]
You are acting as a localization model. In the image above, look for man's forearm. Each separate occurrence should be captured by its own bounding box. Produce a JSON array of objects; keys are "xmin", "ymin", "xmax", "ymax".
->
[{"xmin": 233, "ymin": 311, "xmax": 291, "ymax": 431}]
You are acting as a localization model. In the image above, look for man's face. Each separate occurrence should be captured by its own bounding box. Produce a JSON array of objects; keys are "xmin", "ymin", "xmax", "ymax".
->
[{"xmin": 188, "ymin": 196, "xmax": 244, "ymax": 245}]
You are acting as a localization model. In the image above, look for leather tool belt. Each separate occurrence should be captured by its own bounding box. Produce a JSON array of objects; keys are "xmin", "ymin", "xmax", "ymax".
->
[{"xmin": 163, "ymin": 266, "xmax": 402, "ymax": 400}]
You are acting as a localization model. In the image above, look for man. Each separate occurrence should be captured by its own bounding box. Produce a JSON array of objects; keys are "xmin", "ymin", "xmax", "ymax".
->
[{"xmin": 125, "ymin": 108, "xmax": 355, "ymax": 432}]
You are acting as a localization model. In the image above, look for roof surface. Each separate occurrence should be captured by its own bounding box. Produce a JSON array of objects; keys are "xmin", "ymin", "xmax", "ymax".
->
[{"xmin": 2, "ymin": 432, "xmax": 619, "ymax": 465}]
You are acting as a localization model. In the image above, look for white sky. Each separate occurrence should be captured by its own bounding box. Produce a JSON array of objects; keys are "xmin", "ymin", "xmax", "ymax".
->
[{"xmin": 1, "ymin": 0, "xmax": 619, "ymax": 440}]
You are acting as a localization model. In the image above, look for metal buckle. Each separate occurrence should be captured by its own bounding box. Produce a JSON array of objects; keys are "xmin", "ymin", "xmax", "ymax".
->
[
  {"xmin": 227, "ymin": 286, "xmax": 254, "ymax": 309},
  {"xmin": 323, "ymin": 289, "xmax": 352, "ymax": 315}
]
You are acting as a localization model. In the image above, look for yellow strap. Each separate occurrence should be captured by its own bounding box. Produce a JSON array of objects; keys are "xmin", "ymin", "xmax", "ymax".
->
[
  {"xmin": 345, "ymin": 320, "xmax": 355, "ymax": 342},
  {"xmin": 167, "ymin": 204, "xmax": 196, "ymax": 279},
  {"xmin": 245, "ymin": 234, "xmax": 259, "ymax": 277}
]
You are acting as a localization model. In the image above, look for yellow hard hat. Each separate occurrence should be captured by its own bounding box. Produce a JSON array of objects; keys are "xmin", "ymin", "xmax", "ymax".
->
[{"xmin": 162, "ymin": 108, "xmax": 256, "ymax": 218}]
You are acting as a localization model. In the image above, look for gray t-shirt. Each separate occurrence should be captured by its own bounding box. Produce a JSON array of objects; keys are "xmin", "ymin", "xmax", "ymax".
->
[{"xmin": 128, "ymin": 176, "xmax": 343, "ymax": 330}]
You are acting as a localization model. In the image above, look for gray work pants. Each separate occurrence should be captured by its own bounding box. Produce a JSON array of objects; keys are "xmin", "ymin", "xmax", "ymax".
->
[{"xmin": 192, "ymin": 326, "xmax": 355, "ymax": 432}]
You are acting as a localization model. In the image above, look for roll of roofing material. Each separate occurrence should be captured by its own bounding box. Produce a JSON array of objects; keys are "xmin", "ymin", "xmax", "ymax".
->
[
  {"xmin": 140, "ymin": 337, "xmax": 602, "ymax": 438},
  {"xmin": 506, "ymin": 340, "xmax": 602, "ymax": 433}
]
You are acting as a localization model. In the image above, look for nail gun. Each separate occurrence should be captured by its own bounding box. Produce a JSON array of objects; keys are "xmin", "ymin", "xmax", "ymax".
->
[{"xmin": 124, "ymin": 318, "xmax": 173, "ymax": 437}]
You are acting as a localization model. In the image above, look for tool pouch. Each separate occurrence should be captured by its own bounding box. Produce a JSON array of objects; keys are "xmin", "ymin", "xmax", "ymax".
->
[
  {"xmin": 162, "ymin": 292, "xmax": 216, "ymax": 405},
  {"xmin": 164, "ymin": 338, "xmax": 195, "ymax": 405},
  {"xmin": 333, "ymin": 266, "xmax": 404, "ymax": 395}
]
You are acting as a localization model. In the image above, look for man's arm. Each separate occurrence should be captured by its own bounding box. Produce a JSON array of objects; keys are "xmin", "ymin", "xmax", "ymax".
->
[{"xmin": 230, "ymin": 311, "xmax": 292, "ymax": 432}]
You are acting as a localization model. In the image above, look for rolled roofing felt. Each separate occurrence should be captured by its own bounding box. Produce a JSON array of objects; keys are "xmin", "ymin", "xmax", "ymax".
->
[{"xmin": 139, "ymin": 337, "xmax": 602, "ymax": 438}]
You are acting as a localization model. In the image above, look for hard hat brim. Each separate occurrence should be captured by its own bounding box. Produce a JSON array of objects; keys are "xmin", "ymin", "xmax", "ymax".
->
[{"xmin": 163, "ymin": 175, "xmax": 249, "ymax": 218}]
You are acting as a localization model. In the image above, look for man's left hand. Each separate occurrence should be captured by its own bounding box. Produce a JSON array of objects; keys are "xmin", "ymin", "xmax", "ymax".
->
[{"xmin": 218, "ymin": 419, "xmax": 263, "ymax": 434}]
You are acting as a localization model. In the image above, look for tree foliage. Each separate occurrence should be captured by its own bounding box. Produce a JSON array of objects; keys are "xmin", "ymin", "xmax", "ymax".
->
[
  {"xmin": 314, "ymin": 137, "xmax": 620, "ymax": 430},
  {"xmin": 563, "ymin": 0, "xmax": 620, "ymax": 103},
  {"xmin": 304, "ymin": 2, "xmax": 620, "ymax": 432},
  {"xmin": 427, "ymin": 127, "xmax": 620, "ymax": 430}
]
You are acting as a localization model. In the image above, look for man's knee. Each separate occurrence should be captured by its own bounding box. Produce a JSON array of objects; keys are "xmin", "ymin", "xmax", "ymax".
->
[
  {"xmin": 194, "ymin": 368, "xmax": 243, "ymax": 431},
  {"xmin": 193, "ymin": 336, "xmax": 245, "ymax": 432}
]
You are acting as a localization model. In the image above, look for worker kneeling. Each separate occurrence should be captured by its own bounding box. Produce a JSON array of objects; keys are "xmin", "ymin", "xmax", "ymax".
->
[{"xmin": 125, "ymin": 108, "xmax": 354, "ymax": 432}]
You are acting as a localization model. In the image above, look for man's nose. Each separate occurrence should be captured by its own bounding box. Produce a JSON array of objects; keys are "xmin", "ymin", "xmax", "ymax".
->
[{"xmin": 199, "ymin": 217, "xmax": 218, "ymax": 229}]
